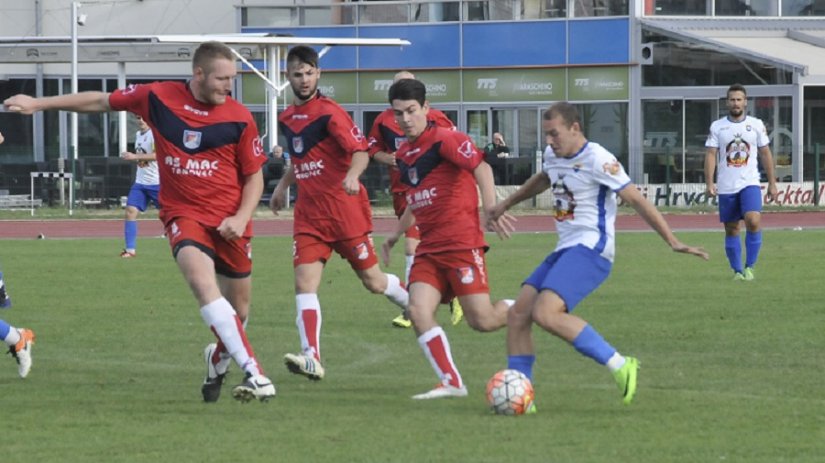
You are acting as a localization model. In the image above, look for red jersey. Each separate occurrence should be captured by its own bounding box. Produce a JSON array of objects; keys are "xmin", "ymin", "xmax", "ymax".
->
[
  {"xmin": 279, "ymin": 94, "xmax": 372, "ymax": 241},
  {"xmin": 395, "ymin": 125, "xmax": 487, "ymax": 255},
  {"xmin": 367, "ymin": 108, "xmax": 455, "ymax": 194},
  {"xmin": 109, "ymin": 82, "xmax": 266, "ymax": 234}
]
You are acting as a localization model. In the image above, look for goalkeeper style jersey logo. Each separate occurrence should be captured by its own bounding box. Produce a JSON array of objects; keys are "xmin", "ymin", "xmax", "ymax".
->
[{"xmin": 725, "ymin": 133, "xmax": 750, "ymax": 167}]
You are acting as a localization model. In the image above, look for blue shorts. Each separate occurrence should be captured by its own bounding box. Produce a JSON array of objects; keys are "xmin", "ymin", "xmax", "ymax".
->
[
  {"xmin": 718, "ymin": 185, "xmax": 761, "ymax": 223},
  {"xmin": 126, "ymin": 183, "xmax": 160, "ymax": 212},
  {"xmin": 523, "ymin": 244, "xmax": 612, "ymax": 312}
]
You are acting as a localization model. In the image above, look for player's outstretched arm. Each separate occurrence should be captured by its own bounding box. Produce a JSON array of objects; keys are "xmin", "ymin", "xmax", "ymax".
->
[
  {"xmin": 488, "ymin": 172, "xmax": 551, "ymax": 223},
  {"xmin": 4, "ymin": 91, "xmax": 110, "ymax": 115},
  {"xmin": 618, "ymin": 184, "xmax": 709, "ymax": 260}
]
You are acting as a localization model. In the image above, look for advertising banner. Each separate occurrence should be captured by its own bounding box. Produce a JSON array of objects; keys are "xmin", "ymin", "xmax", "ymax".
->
[
  {"xmin": 360, "ymin": 71, "xmax": 460, "ymax": 104},
  {"xmin": 567, "ymin": 67, "xmax": 629, "ymax": 101},
  {"xmin": 463, "ymin": 68, "xmax": 565, "ymax": 102}
]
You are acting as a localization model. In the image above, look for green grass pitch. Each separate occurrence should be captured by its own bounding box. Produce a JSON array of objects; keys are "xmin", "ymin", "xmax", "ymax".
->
[{"xmin": 0, "ymin": 229, "xmax": 822, "ymax": 462}]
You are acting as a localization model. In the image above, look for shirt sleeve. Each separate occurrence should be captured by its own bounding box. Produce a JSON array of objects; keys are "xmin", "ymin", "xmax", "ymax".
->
[
  {"xmin": 237, "ymin": 119, "xmax": 267, "ymax": 176},
  {"xmin": 755, "ymin": 119, "xmax": 770, "ymax": 148},
  {"xmin": 592, "ymin": 149, "xmax": 631, "ymax": 192},
  {"xmin": 328, "ymin": 105, "xmax": 369, "ymax": 155},
  {"xmin": 705, "ymin": 121, "xmax": 719, "ymax": 148},
  {"xmin": 367, "ymin": 116, "xmax": 388, "ymax": 157},
  {"xmin": 439, "ymin": 130, "xmax": 483, "ymax": 171},
  {"xmin": 109, "ymin": 84, "xmax": 152, "ymax": 121}
]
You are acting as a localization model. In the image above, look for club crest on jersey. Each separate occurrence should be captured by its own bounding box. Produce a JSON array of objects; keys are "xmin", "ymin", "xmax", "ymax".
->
[
  {"xmin": 292, "ymin": 137, "xmax": 304, "ymax": 154},
  {"xmin": 183, "ymin": 130, "xmax": 202, "ymax": 149},
  {"xmin": 351, "ymin": 126, "xmax": 364, "ymax": 142},
  {"xmin": 353, "ymin": 242, "xmax": 370, "ymax": 260},
  {"xmin": 458, "ymin": 140, "xmax": 475, "ymax": 159},
  {"xmin": 253, "ymin": 136, "xmax": 264, "ymax": 157},
  {"xmin": 169, "ymin": 221, "xmax": 181, "ymax": 239},
  {"xmin": 603, "ymin": 160, "xmax": 622, "ymax": 176},
  {"xmin": 408, "ymin": 167, "xmax": 419, "ymax": 185},
  {"xmin": 394, "ymin": 137, "xmax": 407, "ymax": 150},
  {"xmin": 457, "ymin": 267, "xmax": 475, "ymax": 284}
]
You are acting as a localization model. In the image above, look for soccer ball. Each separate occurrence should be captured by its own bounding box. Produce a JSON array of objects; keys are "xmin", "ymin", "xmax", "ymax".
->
[{"xmin": 486, "ymin": 369, "xmax": 534, "ymax": 416}]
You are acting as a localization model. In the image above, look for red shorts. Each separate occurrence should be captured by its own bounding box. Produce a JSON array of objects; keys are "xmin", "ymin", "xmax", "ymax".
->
[
  {"xmin": 293, "ymin": 233, "xmax": 378, "ymax": 270},
  {"xmin": 410, "ymin": 248, "xmax": 489, "ymax": 303},
  {"xmin": 165, "ymin": 217, "xmax": 252, "ymax": 278},
  {"xmin": 393, "ymin": 192, "xmax": 420, "ymax": 240}
]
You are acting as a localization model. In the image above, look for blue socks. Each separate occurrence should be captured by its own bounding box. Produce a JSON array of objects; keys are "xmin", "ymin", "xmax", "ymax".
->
[
  {"xmin": 507, "ymin": 354, "xmax": 536, "ymax": 381},
  {"xmin": 726, "ymin": 232, "xmax": 761, "ymax": 272},
  {"xmin": 725, "ymin": 235, "xmax": 743, "ymax": 273},
  {"xmin": 745, "ymin": 231, "xmax": 762, "ymax": 268},
  {"xmin": 572, "ymin": 324, "xmax": 616, "ymax": 365},
  {"xmin": 124, "ymin": 220, "xmax": 138, "ymax": 251},
  {"xmin": 508, "ymin": 326, "xmax": 618, "ymax": 380},
  {"xmin": 0, "ymin": 319, "xmax": 10, "ymax": 340}
]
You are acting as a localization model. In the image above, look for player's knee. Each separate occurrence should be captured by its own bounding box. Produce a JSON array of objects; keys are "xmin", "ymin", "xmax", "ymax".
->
[
  {"xmin": 467, "ymin": 311, "xmax": 504, "ymax": 333},
  {"xmin": 361, "ymin": 277, "xmax": 385, "ymax": 294}
]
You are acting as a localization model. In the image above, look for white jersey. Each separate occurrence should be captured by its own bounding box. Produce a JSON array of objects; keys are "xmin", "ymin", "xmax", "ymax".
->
[
  {"xmin": 133, "ymin": 129, "xmax": 159, "ymax": 186},
  {"xmin": 705, "ymin": 115, "xmax": 769, "ymax": 195},
  {"xmin": 543, "ymin": 141, "xmax": 631, "ymax": 262}
]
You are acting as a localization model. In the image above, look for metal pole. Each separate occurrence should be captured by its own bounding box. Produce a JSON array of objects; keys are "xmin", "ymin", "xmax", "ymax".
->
[
  {"xmin": 815, "ymin": 144, "xmax": 820, "ymax": 206},
  {"xmin": 664, "ymin": 146, "xmax": 671, "ymax": 206},
  {"xmin": 30, "ymin": 173, "xmax": 35, "ymax": 217},
  {"xmin": 70, "ymin": 2, "xmax": 80, "ymax": 216}
]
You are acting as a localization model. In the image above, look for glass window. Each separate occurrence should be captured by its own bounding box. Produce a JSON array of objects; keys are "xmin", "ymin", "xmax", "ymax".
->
[
  {"xmin": 574, "ymin": 0, "xmax": 629, "ymax": 17},
  {"xmin": 716, "ymin": 0, "xmax": 778, "ymax": 16},
  {"xmin": 642, "ymin": 31, "xmax": 794, "ymax": 86},
  {"xmin": 467, "ymin": 110, "xmax": 489, "ymax": 150},
  {"xmin": 577, "ymin": 102, "xmax": 629, "ymax": 170},
  {"xmin": 784, "ymin": 0, "xmax": 825, "ymax": 15},
  {"xmin": 242, "ymin": 7, "xmax": 295, "ymax": 27},
  {"xmin": 645, "ymin": 0, "xmax": 707, "ymax": 15},
  {"xmin": 0, "ymin": 79, "xmax": 36, "ymax": 163},
  {"xmin": 522, "ymin": 0, "xmax": 567, "ymax": 18},
  {"xmin": 749, "ymin": 96, "xmax": 793, "ymax": 181},
  {"xmin": 642, "ymin": 100, "xmax": 683, "ymax": 184}
]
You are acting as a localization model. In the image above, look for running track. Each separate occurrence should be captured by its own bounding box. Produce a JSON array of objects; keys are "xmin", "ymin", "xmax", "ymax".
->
[{"xmin": 0, "ymin": 211, "xmax": 822, "ymax": 239}]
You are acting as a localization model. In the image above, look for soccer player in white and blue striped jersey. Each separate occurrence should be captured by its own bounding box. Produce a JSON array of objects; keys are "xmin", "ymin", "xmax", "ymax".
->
[
  {"xmin": 488, "ymin": 102, "xmax": 708, "ymax": 408},
  {"xmin": 704, "ymin": 83, "xmax": 778, "ymax": 281}
]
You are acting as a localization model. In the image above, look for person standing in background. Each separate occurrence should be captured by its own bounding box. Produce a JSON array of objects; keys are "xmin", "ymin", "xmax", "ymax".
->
[
  {"xmin": 119, "ymin": 115, "xmax": 160, "ymax": 258},
  {"xmin": 705, "ymin": 83, "xmax": 777, "ymax": 281}
]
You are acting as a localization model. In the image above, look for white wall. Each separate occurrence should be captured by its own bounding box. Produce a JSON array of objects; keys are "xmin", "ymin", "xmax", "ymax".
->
[{"xmin": 0, "ymin": 0, "xmax": 237, "ymax": 77}]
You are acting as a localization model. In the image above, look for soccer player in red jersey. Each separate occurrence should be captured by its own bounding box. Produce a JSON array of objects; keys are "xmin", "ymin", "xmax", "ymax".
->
[
  {"xmin": 380, "ymin": 78, "xmax": 516, "ymax": 399},
  {"xmin": 368, "ymin": 71, "xmax": 464, "ymax": 329},
  {"xmin": 269, "ymin": 45, "xmax": 409, "ymax": 381},
  {"xmin": 4, "ymin": 41, "xmax": 276, "ymax": 403}
]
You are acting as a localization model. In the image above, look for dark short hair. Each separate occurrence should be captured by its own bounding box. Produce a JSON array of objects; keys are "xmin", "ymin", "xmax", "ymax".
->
[
  {"xmin": 543, "ymin": 101, "xmax": 580, "ymax": 128},
  {"xmin": 388, "ymin": 78, "xmax": 426, "ymax": 106},
  {"xmin": 287, "ymin": 45, "xmax": 319, "ymax": 69},
  {"xmin": 727, "ymin": 83, "xmax": 747, "ymax": 97},
  {"xmin": 192, "ymin": 41, "xmax": 234, "ymax": 73}
]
